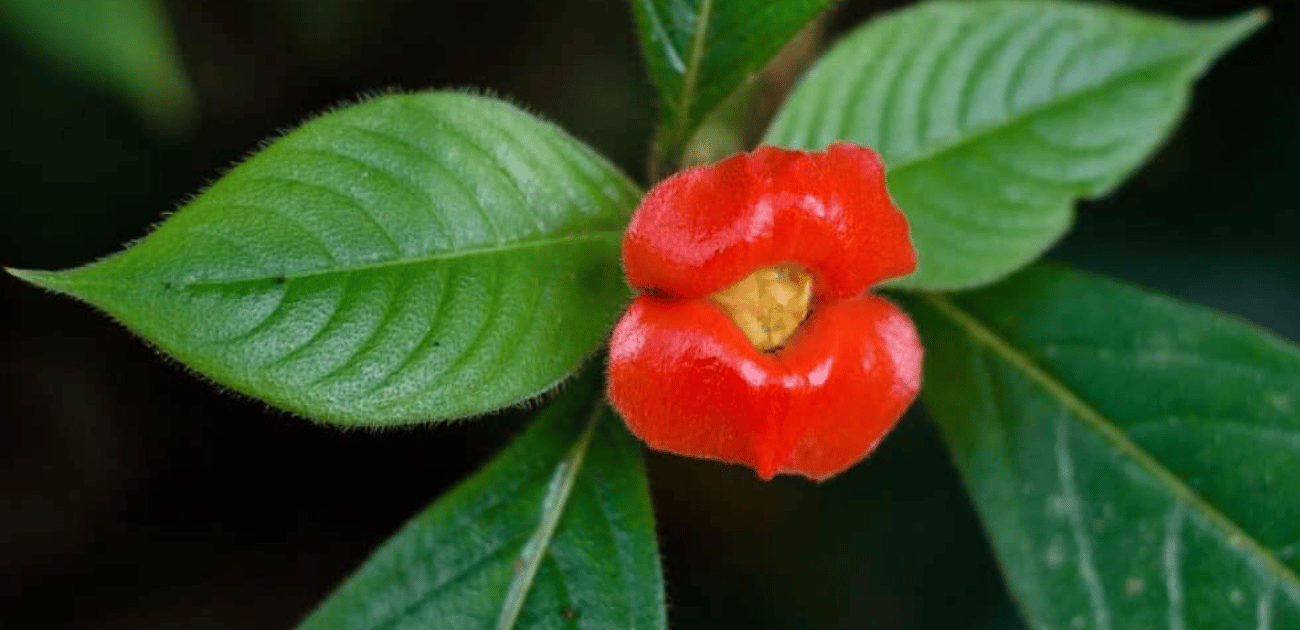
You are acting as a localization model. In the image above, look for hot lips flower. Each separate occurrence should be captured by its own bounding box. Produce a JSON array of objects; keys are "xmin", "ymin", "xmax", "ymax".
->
[{"xmin": 607, "ymin": 143, "xmax": 923, "ymax": 481}]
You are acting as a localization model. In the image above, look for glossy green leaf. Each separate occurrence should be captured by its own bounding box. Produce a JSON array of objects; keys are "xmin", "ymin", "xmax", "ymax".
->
[
  {"xmin": 630, "ymin": 0, "xmax": 834, "ymax": 170},
  {"xmin": 9, "ymin": 92, "xmax": 641, "ymax": 426},
  {"xmin": 296, "ymin": 366, "xmax": 666, "ymax": 630},
  {"xmin": 905, "ymin": 264, "xmax": 1300, "ymax": 630},
  {"xmin": 765, "ymin": 1, "xmax": 1263, "ymax": 290},
  {"xmin": 0, "ymin": 0, "xmax": 196, "ymax": 132}
]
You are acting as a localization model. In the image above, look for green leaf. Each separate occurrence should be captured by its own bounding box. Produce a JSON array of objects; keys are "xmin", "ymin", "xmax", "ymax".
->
[
  {"xmin": 765, "ymin": 1, "xmax": 1263, "ymax": 290},
  {"xmin": 904, "ymin": 264, "xmax": 1300, "ymax": 630},
  {"xmin": 8, "ymin": 92, "xmax": 641, "ymax": 426},
  {"xmin": 0, "ymin": 0, "xmax": 196, "ymax": 132},
  {"xmin": 630, "ymin": 0, "xmax": 834, "ymax": 172},
  {"xmin": 296, "ymin": 365, "xmax": 666, "ymax": 630}
]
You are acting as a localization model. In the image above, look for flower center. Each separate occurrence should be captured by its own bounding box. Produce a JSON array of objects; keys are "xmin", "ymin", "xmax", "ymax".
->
[{"xmin": 711, "ymin": 263, "xmax": 815, "ymax": 351}]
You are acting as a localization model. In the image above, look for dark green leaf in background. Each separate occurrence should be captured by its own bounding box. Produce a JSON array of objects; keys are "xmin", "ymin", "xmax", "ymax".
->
[
  {"xmin": 629, "ymin": 0, "xmax": 834, "ymax": 173},
  {"xmin": 296, "ymin": 366, "xmax": 666, "ymax": 630},
  {"xmin": 766, "ymin": 0, "xmax": 1263, "ymax": 290},
  {"xmin": 267, "ymin": 0, "xmax": 367, "ymax": 62},
  {"xmin": 0, "ymin": 0, "xmax": 196, "ymax": 133},
  {"xmin": 906, "ymin": 264, "xmax": 1300, "ymax": 630},
  {"xmin": 8, "ymin": 92, "xmax": 641, "ymax": 426}
]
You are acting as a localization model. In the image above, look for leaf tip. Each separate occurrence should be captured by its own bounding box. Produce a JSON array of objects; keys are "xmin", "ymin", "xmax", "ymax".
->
[
  {"xmin": 1243, "ymin": 6, "xmax": 1270, "ymax": 29},
  {"xmin": 7, "ymin": 266, "xmax": 44, "ymax": 284},
  {"xmin": 1213, "ymin": 7, "xmax": 1270, "ymax": 47},
  {"xmin": 6, "ymin": 266, "xmax": 74, "ymax": 294}
]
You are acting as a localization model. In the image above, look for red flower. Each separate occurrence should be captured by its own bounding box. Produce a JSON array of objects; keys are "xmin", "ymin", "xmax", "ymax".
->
[{"xmin": 607, "ymin": 143, "xmax": 923, "ymax": 481}]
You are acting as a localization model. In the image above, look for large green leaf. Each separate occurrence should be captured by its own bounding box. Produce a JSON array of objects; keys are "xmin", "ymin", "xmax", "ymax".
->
[
  {"xmin": 0, "ymin": 0, "xmax": 195, "ymax": 132},
  {"xmin": 296, "ymin": 366, "xmax": 666, "ymax": 630},
  {"xmin": 905, "ymin": 264, "xmax": 1300, "ymax": 630},
  {"xmin": 8, "ymin": 92, "xmax": 641, "ymax": 426},
  {"xmin": 630, "ymin": 0, "xmax": 834, "ymax": 171},
  {"xmin": 765, "ymin": 1, "xmax": 1262, "ymax": 290}
]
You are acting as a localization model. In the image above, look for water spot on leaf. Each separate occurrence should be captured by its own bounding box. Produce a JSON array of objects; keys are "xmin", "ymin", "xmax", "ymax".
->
[
  {"xmin": 1044, "ymin": 537, "xmax": 1067, "ymax": 569},
  {"xmin": 1047, "ymin": 494, "xmax": 1070, "ymax": 518},
  {"xmin": 1269, "ymin": 392, "xmax": 1293, "ymax": 413},
  {"xmin": 1125, "ymin": 577, "xmax": 1145, "ymax": 596},
  {"xmin": 1135, "ymin": 347, "xmax": 1174, "ymax": 367}
]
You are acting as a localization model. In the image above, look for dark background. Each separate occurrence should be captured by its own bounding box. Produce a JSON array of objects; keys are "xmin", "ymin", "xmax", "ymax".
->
[{"xmin": 2, "ymin": 0, "xmax": 1295, "ymax": 628}]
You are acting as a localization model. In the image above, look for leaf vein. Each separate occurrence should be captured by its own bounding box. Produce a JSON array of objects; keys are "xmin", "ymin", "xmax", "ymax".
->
[
  {"xmin": 583, "ymin": 465, "xmax": 641, "ymax": 628},
  {"xmin": 333, "ymin": 124, "xmax": 482, "ymax": 243},
  {"xmin": 221, "ymin": 202, "xmax": 342, "ymax": 265},
  {"xmin": 296, "ymin": 135, "xmax": 457, "ymax": 246},
  {"xmin": 1037, "ymin": 342, "xmax": 1297, "ymax": 382},
  {"xmin": 832, "ymin": 17, "xmax": 904, "ymax": 149},
  {"xmin": 1258, "ymin": 587, "xmax": 1275, "ymax": 630},
  {"xmin": 480, "ymin": 271, "xmax": 545, "ymax": 387},
  {"xmin": 1164, "ymin": 503, "xmax": 1187, "ymax": 630},
  {"xmin": 421, "ymin": 119, "xmax": 519, "ymax": 243},
  {"xmin": 352, "ymin": 267, "xmax": 460, "ymax": 399},
  {"xmin": 216, "ymin": 285, "xmax": 293, "ymax": 346},
  {"xmin": 451, "ymin": 110, "xmax": 558, "ymax": 234},
  {"xmin": 1124, "ymin": 417, "xmax": 1300, "ymax": 452},
  {"xmin": 874, "ymin": 14, "xmax": 924, "ymax": 156},
  {"xmin": 952, "ymin": 11, "xmax": 1031, "ymax": 136},
  {"xmin": 999, "ymin": 16, "xmax": 1069, "ymax": 123},
  {"xmin": 164, "ymin": 232, "xmax": 622, "ymax": 288},
  {"xmin": 366, "ymin": 536, "xmax": 527, "ymax": 630},
  {"xmin": 247, "ymin": 173, "xmax": 404, "ymax": 256},
  {"xmin": 887, "ymin": 47, "xmax": 1204, "ymax": 176},
  {"xmin": 495, "ymin": 404, "xmax": 601, "ymax": 629},
  {"xmin": 263, "ymin": 272, "xmax": 356, "ymax": 369},
  {"xmin": 394, "ymin": 259, "xmax": 504, "ymax": 410},
  {"xmin": 921, "ymin": 292, "xmax": 1300, "ymax": 593},
  {"xmin": 298, "ymin": 277, "xmax": 410, "ymax": 394},
  {"xmin": 1054, "ymin": 412, "xmax": 1112, "ymax": 630},
  {"xmin": 913, "ymin": 15, "xmax": 970, "ymax": 152}
]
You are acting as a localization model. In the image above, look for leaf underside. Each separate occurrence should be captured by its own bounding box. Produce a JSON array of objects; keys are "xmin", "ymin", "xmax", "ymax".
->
[
  {"xmin": 906, "ymin": 264, "xmax": 1300, "ymax": 630},
  {"xmin": 12, "ymin": 92, "xmax": 641, "ymax": 426},
  {"xmin": 295, "ymin": 367, "xmax": 666, "ymax": 630},
  {"xmin": 765, "ymin": 0, "xmax": 1263, "ymax": 290}
]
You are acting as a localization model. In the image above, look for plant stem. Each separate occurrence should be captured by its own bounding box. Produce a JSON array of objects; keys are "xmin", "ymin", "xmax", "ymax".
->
[{"xmin": 649, "ymin": 0, "xmax": 714, "ymax": 183}]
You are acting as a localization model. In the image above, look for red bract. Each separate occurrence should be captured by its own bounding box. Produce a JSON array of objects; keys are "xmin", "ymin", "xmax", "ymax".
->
[{"xmin": 607, "ymin": 143, "xmax": 923, "ymax": 481}]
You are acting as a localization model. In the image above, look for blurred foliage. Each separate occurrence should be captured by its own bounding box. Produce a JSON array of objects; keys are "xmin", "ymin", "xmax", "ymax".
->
[{"xmin": 0, "ymin": 0, "xmax": 195, "ymax": 132}]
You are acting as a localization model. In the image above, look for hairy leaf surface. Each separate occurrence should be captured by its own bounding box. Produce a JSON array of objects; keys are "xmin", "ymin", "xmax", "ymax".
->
[{"xmin": 10, "ymin": 92, "xmax": 640, "ymax": 426}]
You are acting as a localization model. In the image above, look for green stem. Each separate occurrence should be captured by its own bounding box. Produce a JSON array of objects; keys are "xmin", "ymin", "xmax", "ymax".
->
[{"xmin": 651, "ymin": 0, "xmax": 714, "ymax": 182}]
